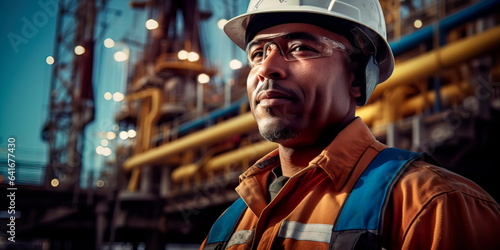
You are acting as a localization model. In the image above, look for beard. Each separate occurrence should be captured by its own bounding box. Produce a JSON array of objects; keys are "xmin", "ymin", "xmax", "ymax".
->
[
  {"xmin": 260, "ymin": 126, "xmax": 298, "ymax": 142},
  {"xmin": 253, "ymin": 79, "xmax": 302, "ymax": 143},
  {"xmin": 258, "ymin": 107, "xmax": 300, "ymax": 143}
]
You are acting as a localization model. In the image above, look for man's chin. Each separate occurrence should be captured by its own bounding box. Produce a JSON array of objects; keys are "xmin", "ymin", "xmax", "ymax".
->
[{"xmin": 258, "ymin": 124, "xmax": 298, "ymax": 144}]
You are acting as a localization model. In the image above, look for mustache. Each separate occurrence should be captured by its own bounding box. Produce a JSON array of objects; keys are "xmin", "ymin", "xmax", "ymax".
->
[{"xmin": 256, "ymin": 79, "xmax": 299, "ymax": 100}]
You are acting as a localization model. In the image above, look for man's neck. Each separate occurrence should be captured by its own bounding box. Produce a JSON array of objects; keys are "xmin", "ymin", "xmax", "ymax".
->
[
  {"xmin": 276, "ymin": 115, "xmax": 357, "ymax": 177},
  {"xmin": 278, "ymin": 145, "xmax": 325, "ymax": 177}
]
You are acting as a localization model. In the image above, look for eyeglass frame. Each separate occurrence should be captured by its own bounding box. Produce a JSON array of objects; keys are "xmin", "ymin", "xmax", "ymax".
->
[{"xmin": 246, "ymin": 32, "xmax": 349, "ymax": 68}]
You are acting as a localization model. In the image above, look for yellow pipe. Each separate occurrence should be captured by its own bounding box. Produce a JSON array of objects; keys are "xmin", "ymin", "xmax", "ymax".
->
[
  {"xmin": 205, "ymin": 141, "xmax": 277, "ymax": 172},
  {"xmin": 128, "ymin": 170, "xmax": 141, "ymax": 192},
  {"xmin": 171, "ymin": 163, "xmax": 198, "ymax": 181},
  {"xmin": 171, "ymin": 141, "xmax": 277, "ymax": 182},
  {"xmin": 124, "ymin": 88, "xmax": 162, "ymax": 154},
  {"xmin": 124, "ymin": 88, "xmax": 162, "ymax": 191},
  {"xmin": 356, "ymin": 101, "xmax": 381, "ymax": 126},
  {"xmin": 400, "ymin": 81, "xmax": 473, "ymax": 115},
  {"xmin": 372, "ymin": 25, "xmax": 500, "ymax": 99},
  {"xmin": 357, "ymin": 81, "xmax": 473, "ymax": 126},
  {"xmin": 123, "ymin": 112, "xmax": 257, "ymax": 171}
]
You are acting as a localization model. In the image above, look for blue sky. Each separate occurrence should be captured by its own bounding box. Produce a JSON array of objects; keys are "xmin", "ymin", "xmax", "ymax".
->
[
  {"xmin": 0, "ymin": 1, "xmax": 150, "ymax": 185},
  {"xmin": 0, "ymin": 0, "xmax": 246, "ymax": 186},
  {"xmin": 0, "ymin": 1, "xmax": 56, "ymax": 164}
]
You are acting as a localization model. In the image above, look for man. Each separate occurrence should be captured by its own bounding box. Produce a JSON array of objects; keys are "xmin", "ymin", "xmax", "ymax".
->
[{"xmin": 201, "ymin": 0, "xmax": 500, "ymax": 249}]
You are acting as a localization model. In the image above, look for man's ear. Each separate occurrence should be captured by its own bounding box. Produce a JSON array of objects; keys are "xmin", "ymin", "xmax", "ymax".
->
[
  {"xmin": 350, "ymin": 84, "xmax": 362, "ymax": 98},
  {"xmin": 348, "ymin": 62, "xmax": 362, "ymax": 98}
]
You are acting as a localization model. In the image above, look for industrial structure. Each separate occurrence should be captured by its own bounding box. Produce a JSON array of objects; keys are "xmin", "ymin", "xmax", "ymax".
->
[{"xmin": 1, "ymin": 0, "xmax": 499, "ymax": 249}]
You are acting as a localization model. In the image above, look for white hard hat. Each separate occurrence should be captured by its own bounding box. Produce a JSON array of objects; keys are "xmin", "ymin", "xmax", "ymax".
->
[{"xmin": 224, "ymin": 0, "xmax": 395, "ymax": 103}]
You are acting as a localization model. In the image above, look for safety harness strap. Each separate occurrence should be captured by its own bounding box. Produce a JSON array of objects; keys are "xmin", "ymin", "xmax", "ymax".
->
[
  {"xmin": 204, "ymin": 148, "xmax": 421, "ymax": 250},
  {"xmin": 330, "ymin": 148, "xmax": 421, "ymax": 249},
  {"xmin": 205, "ymin": 197, "xmax": 247, "ymax": 250}
]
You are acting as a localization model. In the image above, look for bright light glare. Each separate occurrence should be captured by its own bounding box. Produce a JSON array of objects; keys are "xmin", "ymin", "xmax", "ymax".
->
[
  {"xmin": 414, "ymin": 19, "xmax": 423, "ymax": 29},
  {"xmin": 188, "ymin": 51, "xmax": 200, "ymax": 62},
  {"xmin": 114, "ymin": 50, "xmax": 129, "ymax": 62},
  {"xmin": 106, "ymin": 131, "xmax": 116, "ymax": 140},
  {"xmin": 96, "ymin": 180, "xmax": 105, "ymax": 188},
  {"xmin": 145, "ymin": 19, "xmax": 159, "ymax": 30},
  {"xmin": 46, "ymin": 56, "xmax": 55, "ymax": 65},
  {"xmin": 74, "ymin": 45, "xmax": 85, "ymax": 55},
  {"xmin": 198, "ymin": 73, "xmax": 210, "ymax": 84},
  {"xmin": 102, "ymin": 147, "xmax": 112, "ymax": 156},
  {"xmin": 119, "ymin": 131, "xmax": 129, "ymax": 140},
  {"xmin": 101, "ymin": 139, "xmax": 109, "ymax": 146},
  {"xmin": 96, "ymin": 145, "xmax": 104, "ymax": 154},
  {"xmin": 113, "ymin": 92, "xmax": 125, "ymax": 102},
  {"xmin": 128, "ymin": 129, "xmax": 137, "ymax": 138},
  {"xmin": 217, "ymin": 19, "xmax": 228, "ymax": 30},
  {"xmin": 104, "ymin": 38, "xmax": 115, "ymax": 48},
  {"xmin": 104, "ymin": 92, "xmax": 112, "ymax": 100},
  {"xmin": 51, "ymin": 178, "xmax": 60, "ymax": 187},
  {"xmin": 229, "ymin": 59, "xmax": 243, "ymax": 70},
  {"xmin": 178, "ymin": 50, "xmax": 188, "ymax": 60}
]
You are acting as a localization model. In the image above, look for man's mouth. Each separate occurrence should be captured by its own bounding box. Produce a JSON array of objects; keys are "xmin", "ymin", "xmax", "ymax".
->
[{"xmin": 256, "ymin": 90, "xmax": 294, "ymax": 107}]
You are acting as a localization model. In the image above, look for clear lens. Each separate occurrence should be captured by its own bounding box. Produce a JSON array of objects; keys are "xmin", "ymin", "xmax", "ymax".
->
[{"xmin": 246, "ymin": 32, "xmax": 346, "ymax": 67}]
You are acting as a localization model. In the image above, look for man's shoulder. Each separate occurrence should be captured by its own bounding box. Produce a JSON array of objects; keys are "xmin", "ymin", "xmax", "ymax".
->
[
  {"xmin": 382, "ymin": 158, "xmax": 500, "ymax": 250},
  {"xmin": 396, "ymin": 159, "xmax": 498, "ymax": 205}
]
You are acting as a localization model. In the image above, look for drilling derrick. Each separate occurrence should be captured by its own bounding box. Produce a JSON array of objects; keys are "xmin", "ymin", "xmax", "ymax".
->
[
  {"xmin": 42, "ymin": 0, "xmax": 98, "ymax": 193},
  {"xmin": 119, "ymin": 0, "xmax": 219, "ymax": 191},
  {"xmin": 109, "ymin": 0, "xmax": 224, "ymax": 246}
]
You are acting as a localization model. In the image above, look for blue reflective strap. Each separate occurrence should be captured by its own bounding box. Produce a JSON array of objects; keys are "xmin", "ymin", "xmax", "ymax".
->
[
  {"xmin": 207, "ymin": 198, "xmax": 247, "ymax": 244},
  {"xmin": 334, "ymin": 148, "xmax": 421, "ymax": 231}
]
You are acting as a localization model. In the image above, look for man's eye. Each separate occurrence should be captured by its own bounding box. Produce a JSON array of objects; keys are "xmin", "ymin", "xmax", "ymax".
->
[
  {"xmin": 289, "ymin": 45, "xmax": 319, "ymax": 55},
  {"xmin": 292, "ymin": 45, "xmax": 314, "ymax": 51},
  {"xmin": 250, "ymin": 51, "xmax": 264, "ymax": 61}
]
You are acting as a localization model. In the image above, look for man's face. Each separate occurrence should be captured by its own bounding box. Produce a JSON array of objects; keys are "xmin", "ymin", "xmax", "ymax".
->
[{"xmin": 246, "ymin": 23, "xmax": 360, "ymax": 148}]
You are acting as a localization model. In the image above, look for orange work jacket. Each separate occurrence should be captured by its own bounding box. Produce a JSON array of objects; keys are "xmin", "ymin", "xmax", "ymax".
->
[{"xmin": 200, "ymin": 118, "xmax": 500, "ymax": 249}]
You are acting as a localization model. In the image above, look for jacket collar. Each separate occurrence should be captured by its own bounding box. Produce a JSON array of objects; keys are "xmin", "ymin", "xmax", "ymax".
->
[
  {"xmin": 239, "ymin": 117, "xmax": 378, "ymax": 191},
  {"xmin": 311, "ymin": 117, "xmax": 378, "ymax": 191}
]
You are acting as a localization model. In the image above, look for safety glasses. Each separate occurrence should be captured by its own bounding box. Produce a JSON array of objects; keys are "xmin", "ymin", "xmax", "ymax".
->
[{"xmin": 246, "ymin": 32, "xmax": 347, "ymax": 68}]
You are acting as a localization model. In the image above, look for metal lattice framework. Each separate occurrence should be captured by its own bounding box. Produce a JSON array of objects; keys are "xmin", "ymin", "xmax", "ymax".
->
[{"xmin": 42, "ymin": 0, "xmax": 100, "ymax": 191}]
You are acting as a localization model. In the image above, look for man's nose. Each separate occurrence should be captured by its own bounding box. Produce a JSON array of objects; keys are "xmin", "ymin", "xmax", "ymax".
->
[
  {"xmin": 263, "ymin": 43, "xmax": 281, "ymax": 62},
  {"xmin": 257, "ymin": 43, "xmax": 287, "ymax": 81}
]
